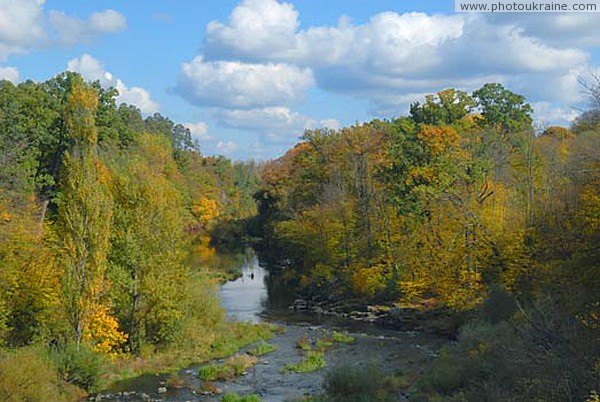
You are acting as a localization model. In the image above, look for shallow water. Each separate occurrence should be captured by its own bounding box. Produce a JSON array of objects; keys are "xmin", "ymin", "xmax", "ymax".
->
[
  {"xmin": 219, "ymin": 254, "xmax": 268, "ymax": 323},
  {"xmin": 100, "ymin": 249, "xmax": 446, "ymax": 402}
]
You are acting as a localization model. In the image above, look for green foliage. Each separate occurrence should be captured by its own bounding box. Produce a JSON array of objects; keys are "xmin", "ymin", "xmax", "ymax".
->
[
  {"xmin": 324, "ymin": 364, "xmax": 405, "ymax": 402},
  {"xmin": 472, "ymin": 83, "xmax": 533, "ymax": 133},
  {"xmin": 50, "ymin": 343, "xmax": 104, "ymax": 393},
  {"xmin": 414, "ymin": 297, "xmax": 600, "ymax": 401},
  {"xmin": 0, "ymin": 346, "xmax": 83, "ymax": 402}
]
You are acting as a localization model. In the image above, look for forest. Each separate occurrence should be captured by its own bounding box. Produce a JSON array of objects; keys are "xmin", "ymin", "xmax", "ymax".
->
[
  {"xmin": 0, "ymin": 73, "xmax": 598, "ymax": 401},
  {"xmin": 253, "ymin": 84, "xmax": 600, "ymax": 401},
  {"xmin": 0, "ymin": 73, "xmax": 270, "ymax": 400}
]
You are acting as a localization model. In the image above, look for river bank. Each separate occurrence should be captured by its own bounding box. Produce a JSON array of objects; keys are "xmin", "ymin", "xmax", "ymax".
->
[
  {"xmin": 286, "ymin": 297, "xmax": 464, "ymax": 338},
  {"xmin": 94, "ymin": 251, "xmax": 449, "ymax": 402}
]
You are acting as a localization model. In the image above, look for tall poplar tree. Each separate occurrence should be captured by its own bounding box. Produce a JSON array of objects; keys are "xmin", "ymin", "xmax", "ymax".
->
[{"xmin": 56, "ymin": 78, "xmax": 113, "ymax": 347}]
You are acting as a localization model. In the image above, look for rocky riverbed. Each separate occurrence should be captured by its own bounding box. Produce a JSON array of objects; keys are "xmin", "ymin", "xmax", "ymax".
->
[{"xmin": 97, "ymin": 321, "xmax": 446, "ymax": 402}]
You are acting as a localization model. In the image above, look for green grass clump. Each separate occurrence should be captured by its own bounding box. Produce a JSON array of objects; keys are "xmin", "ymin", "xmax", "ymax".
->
[
  {"xmin": 198, "ymin": 363, "xmax": 221, "ymax": 381},
  {"xmin": 198, "ymin": 354, "xmax": 258, "ymax": 381},
  {"xmin": 285, "ymin": 351, "xmax": 326, "ymax": 373},
  {"xmin": 315, "ymin": 337, "xmax": 334, "ymax": 351},
  {"xmin": 248, "ymin": 341, "xmax": 278, "ymax": 356},
  {"xmin": 332, "ymin": 331, "xmax": 355, "ymax": 344},
  {"xmin": 221, "ymin": 392, "xmax": 262, "ymax": 401},
  {"xmin": 296, "ymin": 334, "xmax": 312, "ymax": 351}
]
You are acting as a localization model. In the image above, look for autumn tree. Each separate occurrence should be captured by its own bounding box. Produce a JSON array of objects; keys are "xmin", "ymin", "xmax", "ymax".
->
[{"xmin": 56, "ymin": 78, "xmax": 116, "ymax": 348}]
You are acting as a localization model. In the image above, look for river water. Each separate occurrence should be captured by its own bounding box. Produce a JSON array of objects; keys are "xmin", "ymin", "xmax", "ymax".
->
[{"xmin": 101, "ymin": 250, "xmax": 446, "ymax": 402}]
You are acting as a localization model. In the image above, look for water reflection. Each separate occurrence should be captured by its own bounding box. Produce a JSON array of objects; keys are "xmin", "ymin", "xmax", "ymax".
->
[{"xmin": 219, "ymin": 254, "xmax": 268, "ymax": 323}]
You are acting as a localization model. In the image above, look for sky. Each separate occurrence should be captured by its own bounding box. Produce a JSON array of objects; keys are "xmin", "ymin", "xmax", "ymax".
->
[{"xmin": 1, "ymin": 0, "xmax": 599, "ymax": 160}]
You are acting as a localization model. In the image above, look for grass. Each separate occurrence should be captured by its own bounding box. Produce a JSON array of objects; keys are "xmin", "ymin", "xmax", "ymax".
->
[
  {"xmin": 296, "ymin": 334, "xmax": 312, "ymax": 351},
  {"xmin": 103, "ymin": 321, "xmax": 275, "ymax": 385},
  {"xmin": 332, "ymin": 331, "xmax": 355, "ymax": 344},
  {"xmin": 284, "ymin": 351, "xmax": 326, "ymax": 373},
  {"xmin": 221, "ymin": 393, "xmax": 262, "ymax": 401},
  {"xmin": 198, "ymin": 354, "xmax": 258, "ymax": 381},
  {"xmin": 248, "ymin": 341, "xmax": 278, "ymax": 357}
]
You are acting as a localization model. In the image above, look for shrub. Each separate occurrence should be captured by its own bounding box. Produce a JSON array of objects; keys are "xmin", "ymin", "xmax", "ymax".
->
[
  {"xmin": 51, "ymin": 342, "xmax": 104, "ymax": 393},
  {"xmin": 324, "ymin": 364, "xmax": 402, "ymax": 402},
  {"xmin": 0, "ymin": 347, "xmax": 83, "ymax": 402}
]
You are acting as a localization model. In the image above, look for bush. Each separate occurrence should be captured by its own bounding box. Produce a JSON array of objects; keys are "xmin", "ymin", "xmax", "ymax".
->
[
  {"xmin": 51, "ymin": 342, "xmax": 104, "ymax": 393},
  {"xmin": 0, "ymin": 347, "xmax": 83, "ymax": 402},
  {"xmin": 324, "ymin": 364, "xmax": 402, "ymax": 402}
]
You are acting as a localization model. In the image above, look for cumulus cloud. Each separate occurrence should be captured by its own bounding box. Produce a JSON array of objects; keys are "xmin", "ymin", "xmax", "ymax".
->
[
  {"xmin": 217, "ymin": 140, "xmax": 238, "ymax": 154},
  {"xmin": 205, "ymin": 0, "xmax": 299, "ymax": 61},
  {"xmin": 0, "ymin": 0, "xmax": 126, "ymax": 60},
  {"xmin": 0, "ymin": 66, "xmax": 19, "ymax": 82},
  {"xmin": 184, "ymin": 121, "xmax": 212, "ymax": 141},
  {"xmin": 67, "ymin": 54, "xmax": 159, "ymax": 114},
  {"xmin": 49, "ymin": 9, "xmax": 126, "ymax": 46},
  {"xmin": 532, "ymin": 101, "xmax": 580, "ymax": 126},
  {"xmin": 214, "ymin": 106, "xmax": 340, "ymax": 144},
  {"xmin": 0, "ymin": 0, "xmax": 46, "ymax": 60},
  {"xmin": 487, "ymin": 13, "xmax": 600, "ymax": 47},
  {"xmin": 201, "ymin": 0, "xmax": 590, "ymax": 112},
  {"xmin": 175, "ymin": 57, "xmax": 314, "ymax": 109}
]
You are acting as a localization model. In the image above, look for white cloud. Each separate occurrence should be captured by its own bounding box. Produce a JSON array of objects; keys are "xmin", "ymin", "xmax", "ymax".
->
[
  {"xmin": 201, "ymin": 1, "xmax": 590, "ymax": 112},
  {"xmin": 205, "ymin": 0, "xmax": 299, "ymax": 61},
  {"xmin": 49, "ymin": 9, "xmax": 126, "ymax": 46},
  {"xmin": 532, "ymin": 102, "xmax": 580, "ymax": 126},
  {"xmin": 175, "ymin": 57, "xmax": 314, "ymax": 109},
  {"xmin": 214, "ymin": 106, "xmax": 340, "ymax": 144},
  {"xmin": 0, "ymin": 0, "xmax": 45, "ymax": 60},
  {"xmin": 184, "ymin": 121, "xmax": 212, "ymax": 141},
  {"xmin": 487, "ymin": 14, "xmax": 600, "ymax": 47},
  {"xmin": 67, "ymin": 54, "xmax": 159, "ymax": 114},
  {"xmin": 0, "ymin": 1, "xmax": 126, "ymax": 60},
  {"xmin": 217, "ymin": 140, "xmax": 238, "ymax": 154},
  {"xmin": 0, "ymin": 66, "xmax": 19, "ymax": 82}
]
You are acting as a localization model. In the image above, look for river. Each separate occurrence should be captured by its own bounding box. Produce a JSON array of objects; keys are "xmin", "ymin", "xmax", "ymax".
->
[{"xmin": 100, "ymin": 249, "xmax": 446, "ymax": 402}]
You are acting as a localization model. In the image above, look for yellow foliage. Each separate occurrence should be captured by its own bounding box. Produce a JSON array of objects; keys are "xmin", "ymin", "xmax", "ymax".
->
[
  {"xmin": 83, "ymin": 305, "xmax": 128, "ymax": 356},
  {"xmin": 579, "ymin": 185, "xmax": 600, "ymax": 234},
  {"xmin": 352, "ymin": 264, "xmax": 388, "ymax": 299},
  {"xmin": 418, "ymin": 125, "xmax": 460, "ymax": 156},
  {"xmin": 192, "ymin": 196, "xmax": 221, "ymax": 225}
]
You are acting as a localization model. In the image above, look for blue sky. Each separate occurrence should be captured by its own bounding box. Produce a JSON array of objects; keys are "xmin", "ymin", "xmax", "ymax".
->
[{"xmin": 1, "ymin": 1, "xmax": 598, "ymax": 160}]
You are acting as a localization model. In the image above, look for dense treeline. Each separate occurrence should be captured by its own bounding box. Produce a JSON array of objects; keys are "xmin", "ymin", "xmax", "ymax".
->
[
  {"xmin": 255, "ymin": 84, "xmax": 599, "ymax": 400},
  {"xmin": 0, "ymin": 73, "xmax": 263, "ymax": 399}
]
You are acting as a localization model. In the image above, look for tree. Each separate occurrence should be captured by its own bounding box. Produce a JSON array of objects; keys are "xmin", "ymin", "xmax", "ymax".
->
[
  {"xmin": 56, "ymin": 78, "xmax": 114, "ymax": 347},
  {"xmin": 473, "ymin": 83, "xmax": 533, "ymax": 134},
  {"xmin": 410, "ymin": 88, "xmax": 475, "ymax": 126}
]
